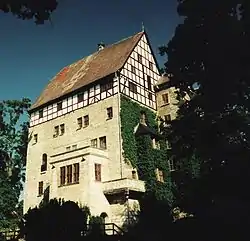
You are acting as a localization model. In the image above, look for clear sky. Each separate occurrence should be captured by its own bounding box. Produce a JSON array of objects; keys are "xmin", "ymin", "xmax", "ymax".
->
[{"xmin": 0, "ymin": 0, "xmax": 180, "ymax": 104}]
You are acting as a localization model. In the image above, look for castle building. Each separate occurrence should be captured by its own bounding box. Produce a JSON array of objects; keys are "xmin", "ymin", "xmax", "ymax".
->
[{"xmin": 24, "ymin": 31, "xmax": 176, "ymax": 227}]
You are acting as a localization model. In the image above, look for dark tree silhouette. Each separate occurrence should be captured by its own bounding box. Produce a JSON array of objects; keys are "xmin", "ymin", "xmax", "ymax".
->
[
  {"xmin": 159, "ymin": 0, "xmax": 250, "ymax": 239},
  {"xmin": 0, "ymin": 98, "xmax": 30, "ymax": 229},
  {"xmin": 0, "ymin": 0, "xmax": 58, "ymax": 24},
  {"xmin": 22, "ymin": 199, "xmax": 90, "ymax": 241}
]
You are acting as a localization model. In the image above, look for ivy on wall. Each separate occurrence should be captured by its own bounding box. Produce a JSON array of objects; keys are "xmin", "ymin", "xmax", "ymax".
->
[{"xmin": 120, "ymin": 95, "xmax": 173, "ymax": 204}]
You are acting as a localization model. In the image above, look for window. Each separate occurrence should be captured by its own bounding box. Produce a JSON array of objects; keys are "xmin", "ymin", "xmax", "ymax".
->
[
  {"xmin": 60, "ymin": 124, "xmax": 65, "ymax": 135},
  {"xmin": 73, "ymin": 163, "xmax": 80, "ymax": 183},
  {"xmin": 140, "ymin": 111, "xmax": 147, "ymax": 125},
  {"xmin": 99, "ymin": 136, "xmax": 107, "ymax": 149},
  {"xmin": 66, "ymin": 146, "xmax": 71, "ymax": 151},
  {"xmin": 54, "ymin": 126, "xmax": 59, "ymax": 138},
  {"xmin": 33, "ymin": 134, "xmax": 38, "ymax": 144},
  {"xmin": 41, "ymin": 154, "xmax": 47, "ymax": 172},
  {"xmin": 148, "ymin": 92, "xmax": 153, "ymax": 101},
  {"xmin": 77, "ymin": 93, "xmax": 84, "ymax": 103},
  {"xmin": 95, "ymin": 163, "xmax": 101, "ymax": 182},
  {"xmin": 38, "ymin": 181, "xmax": 43, "ymax": 196},
  {"xmin": 39, "ymin": 110, "xmax": 43, "ymax": 119},
  {"xmin": 155, "ymin": 168, "xmax": 164, "ymax": 183},
  {"xmin": 129, "ymin": 81, "xmax": 137, "ymax": 94},
  {"xmin": 91, "ymin": 139, "xmax": 98, "ymax": 148},
  {"xmin": 77, "ymin": 117, "xmax": 83, "ymax": 129},
  {"xmin": 100, "ymin": 81, "xmax": 113, "ymax": 92},
  {"xmin": 83, "ymin": 115, "xmax": 89, "ymax": 127},
  {"xmin": 60, "ymin": 166, "xmax": 66, "ymax": 185},
  {"xmin": 155, "ymin": 141, "xmax": 161, "ymax": 149},
  {"xmin": 57, "ymin": 102, "xmax": 62, "ymax": 111},
  {"xmin": 138, "ymin": 54, "xmax": 142, "ymax": 64},
  {"xmin": 164, "ymin": 114, "xmax": 171, "ymax": 122},
  {"xmin": 152, "ymin": 138, "xmax": 156, "ymax": 149},
  {"xmin": 147, "ymin": 76, "xmax": 152, "ymax": 91},
  {"xmin": 149, "ymin": 61, "xmax": 153, "ymax": 71},
  {"xmin": 132, "ymin": 170, "xmax": 137, "ymax": 180},
  {"xmin": 107, "ymin": 107, "xmax": 113, "ymax": 119},
  {"xmin": 158, "ymin": 170, "xmax": 164, "ymax": 182},
  {"xmin": 166, "ymin": 140, "xmax": 171, "ymax": 150},
  {"xmin": 131, "ymin": 65, "xmax": 136, "ymax": 74},
  {"xmin": 168, "ymin": 159, "xmax": 175, "ymax": 171},
  {"xmin": 60, "ymin": 164, "xmax": 79, "ymax": 186},
  {"xmin": 72, "ymin": 144, "xmax": 77, "ymax": 150},
  {"xmin": 162, "ymin": 93, "xmax": 169, "ymax": 105},
  {"xmin": 66, "ymin": 165, "xmax": 73, "ymax": 184}
]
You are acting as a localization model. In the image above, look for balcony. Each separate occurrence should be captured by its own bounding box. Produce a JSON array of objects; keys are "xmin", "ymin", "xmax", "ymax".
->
[
  {"xmin": 102, "ymin": 178, "xmax": 145, "ymax": 195},
  {"xmin": 50, "ymin": 145, "xmax": 108, "ymax": 164}
]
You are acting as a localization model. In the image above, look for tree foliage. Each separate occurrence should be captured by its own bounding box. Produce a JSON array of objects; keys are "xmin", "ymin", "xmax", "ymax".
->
[
  {"xmin": 22, "ymin": 199, "xmax": 90, "ymax": 241},
  {"xmin": 0, "ymin": 98, "xmax": 30, "ymax": 228},
  {"xmin": 0, "ymin": 0, "xmax": 58, "ymax": 24},
  {"xmin": 160, "ymin": 0, "xmax": 250, "ymax": 217},
  {"xmin": 120, "ymin": 95, "xmax": 173, "ymax": 203}
]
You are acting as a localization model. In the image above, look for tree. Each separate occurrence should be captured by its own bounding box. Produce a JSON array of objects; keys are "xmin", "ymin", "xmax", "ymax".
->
[
  {"xmin": 22, "ymin": 199, "xmax": 90, "ymax": 241},
  {"xmin": 0, "ymin": 98, "xmax": 30, "ymax": 229},
  {"xmin": 160, "ymin": 0, "xmax": 250, "ymax": 222},
  {"xmin": 0, "ymin": 0, "xmax": 58, "ymax": 24}
]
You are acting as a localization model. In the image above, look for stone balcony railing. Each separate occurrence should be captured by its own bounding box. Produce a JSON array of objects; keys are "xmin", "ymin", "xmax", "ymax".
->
[
  {"xmin": 50, "ymin": 145, "xmax": 108, "ymax": 164},
  {"xmin": 102, "ymin": 178, "xmax": 145, "ymax": 195}
]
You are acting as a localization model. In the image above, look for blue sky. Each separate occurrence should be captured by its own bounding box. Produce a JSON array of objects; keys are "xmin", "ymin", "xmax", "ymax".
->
[{"xmin": 0, "ymin": 0, "xmax": 180, "ymax": 104}]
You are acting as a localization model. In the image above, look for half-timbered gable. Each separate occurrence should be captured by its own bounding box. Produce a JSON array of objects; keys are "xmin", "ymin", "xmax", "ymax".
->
[
  {"xmin": 120, "ymin": 33, "xmax": 160, "ymax": 110},
  {"xmin": 30, "ymin": 74, "xmax": 119, "ymax": 127}
]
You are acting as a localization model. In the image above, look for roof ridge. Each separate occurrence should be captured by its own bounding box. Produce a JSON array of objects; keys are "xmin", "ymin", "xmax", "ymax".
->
[{"xmin": 104, "ymin": 31, "xmax": 144, "ymax": 49}]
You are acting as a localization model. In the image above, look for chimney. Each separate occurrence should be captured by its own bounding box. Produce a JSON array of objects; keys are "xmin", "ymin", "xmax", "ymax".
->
[{"xmin": 98, "ymin": 42, "xmax": 105, "ymax": 51}]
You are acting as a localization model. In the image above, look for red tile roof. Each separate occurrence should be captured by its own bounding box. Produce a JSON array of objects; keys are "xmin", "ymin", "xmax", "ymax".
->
[{"xmin": 30, "ymin": 31, "xmax": 144, "ymax": 111}]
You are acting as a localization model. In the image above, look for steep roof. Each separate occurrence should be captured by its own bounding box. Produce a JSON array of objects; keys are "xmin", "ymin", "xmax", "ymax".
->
[{"xmin": 30, "ymin": 31, "xmax": 144, "ymax": 111}]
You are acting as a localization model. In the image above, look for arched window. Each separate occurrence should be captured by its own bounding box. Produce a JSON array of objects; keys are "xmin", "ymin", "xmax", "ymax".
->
[{"xmin": 41, "ymin": 153, "xmax": 47, "ymax": 172}]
